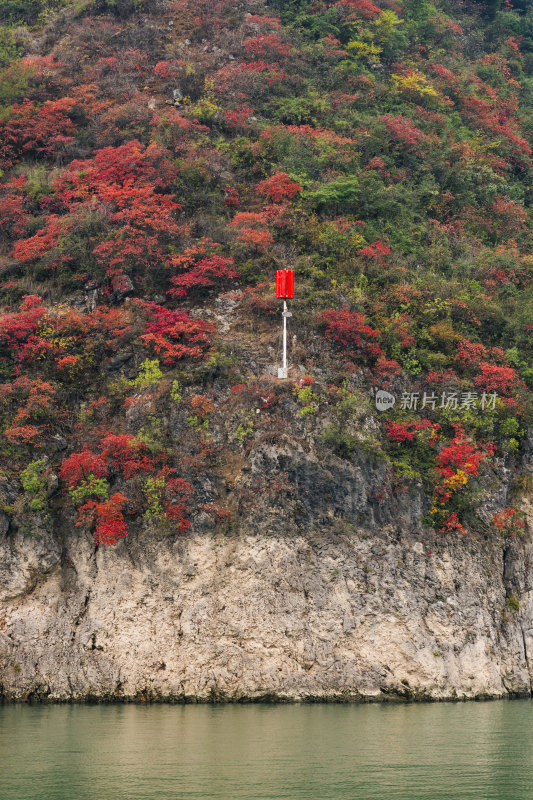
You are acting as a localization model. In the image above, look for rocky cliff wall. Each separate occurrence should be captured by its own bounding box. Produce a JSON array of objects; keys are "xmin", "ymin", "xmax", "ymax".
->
[{"xmin": 1, "ymin": 439, "xmax": 532, "ymax": 703}]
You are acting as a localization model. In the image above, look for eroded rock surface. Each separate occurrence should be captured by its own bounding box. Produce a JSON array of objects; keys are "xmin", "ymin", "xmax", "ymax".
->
[{"xmin": 1, "ymin": 443, "xmax": 532, "ymax": 703}]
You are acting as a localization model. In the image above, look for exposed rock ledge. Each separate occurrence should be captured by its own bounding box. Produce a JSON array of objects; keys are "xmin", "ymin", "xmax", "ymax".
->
[{"xmin": 1, "ymin": 517, "xmax": 532, "ymax": 703}]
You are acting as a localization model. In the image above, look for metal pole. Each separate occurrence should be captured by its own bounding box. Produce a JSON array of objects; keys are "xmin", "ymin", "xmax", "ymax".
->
[{"xmin": 283, "ymin": 300, "xmax": 287, "ymax": 373}]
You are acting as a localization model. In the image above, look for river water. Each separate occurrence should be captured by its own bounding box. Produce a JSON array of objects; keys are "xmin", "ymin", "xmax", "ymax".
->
[{"xmin": 1, "ymin": 701, "xmax": 532, "ymax": 799}]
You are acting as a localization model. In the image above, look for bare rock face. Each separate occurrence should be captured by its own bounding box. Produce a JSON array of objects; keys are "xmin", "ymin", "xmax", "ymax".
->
[
  {"xmin": 0, "ymin": 441, "xmax": 533, "ymax": 701},
  {"xmin": 0, "ymin": 443, "xmax": 532, "ymax": 703}
]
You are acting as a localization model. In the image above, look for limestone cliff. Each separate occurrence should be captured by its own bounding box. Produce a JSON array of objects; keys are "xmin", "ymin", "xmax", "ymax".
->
[{"xmin": 1, "ymin": 435, "xmax": 532, "ymax": 703}]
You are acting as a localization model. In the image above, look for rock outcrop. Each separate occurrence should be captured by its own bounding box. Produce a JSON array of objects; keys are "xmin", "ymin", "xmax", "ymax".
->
[{"xmin": 1, "ymin": 442, "xmax": 532, "ymax": 703}]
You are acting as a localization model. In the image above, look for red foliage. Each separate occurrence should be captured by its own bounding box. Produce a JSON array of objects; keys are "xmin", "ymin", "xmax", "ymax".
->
[
  {"xmin": 159, "ymin": 468, "xmax": 193, "ymax": 532},
  {"xmin": 212, "ymin": 61, "xmax": 286, "ymax": 102},
  {"xmin": 11, "ymin": 215, "xmax": 72, "ymax": 269},
  {"xmin": 373, "ymin": 358, "xmax": 402, "ymax": 387},
  {"xmin": 359, "ymin": 240, "xmax": 392, "ymax": 265},
  {"xmin": 439, "ymin": 512, "xmax": 465, "ymax": 535},
  {"xmin": 0, "ymin": 98, "xmax": 76, "ymax": 168},
  {"xmin": 229, "ymin": 211, "xmax": 274, "ymax": 251},
  {"xmin": 385, "ymin": 419, "xmax": 440, "ymax": 444},
  {"xmin": 474, "ymin": 363, "xmax": 522, "ymax": 395},
  {"xmin": 436, "ymin": 428, "xmax": 493, "ymax": 481},
  {"xmin": 0, "ymin": 180, "xmax": 27, "ymax": 239},
  {"xmin": 381, "ymin": 114, "xmax": 430, "ymax": 152},
  {"xmin": 493, "ymin": 507, "xmax": 525, "ymax": 539},
  {"xmin": 168, "ymin": 254, "xmax": 238, "ymax": 298},
  {"xmin": 153, "ymin": 59, "xmax": 186, "ymax": 79},
  {"xmin": 256, "ymin": 172, "xmax": 302, "ymax": 203},
  {"xmin": 139, "ymin": 302, "xmax": 215, "ymax": 365},
  {"xmin": 241, "ymin": 282, "xmax": 277, "ymax": 316},
  {"xmin": 0, "ymin": 295, "xmax": 50, "ymax": 363},
  {"xmin": 62, "ymin": 434, "xmax": 193, "ymax": 544},
  {"xmin": 100, "ymin": 433, "xmax": 154, "ymax": 479},
  {"xmin": 426, "ymin": 369, "xmax": 459, "ymax": 385},
  {"xmin": 430, "ymin": 429, "xmax": 494, "ymax": 532},
  {"xmin": 455, "ymin": 338, "xmax": 488, "ymax": 369},
  {"xmin": 244, "ymin": 33, "xmax": 291, "ymax": 58},
  {"xmin": 79, "ymin": 492, "xmax": 129, "ymax": 546},
  {"xmin": 318, "ymin": 308, "xmax": 382, "ymax": 358},
  {"xmin": 8, "ymin": 141, "xmax": 184, "ymax": 286},
  {"xmin": 221, "ymin": 106, "xmax": 254, "ymax": 129},
  {"xmin": 0, "ymin": 375, "xmax": 56, "ymax": 444},
  {"xmin": 59, "ymin": 449, "xmax": 108, "ymax": 487},
  {"xmin": 335, "ymin": 0, "xmax": 382, "ymax": 19},
  {"xmin": 224, "ymin": 186, "xmax": 240, "ymax": 207},
  {"xmin": 3, "ymin": 424, "xmax": 42, "ymax": 444},
  {"xmin": 490, "ymin": 196, "xmax": 528, "ymax": 234}
]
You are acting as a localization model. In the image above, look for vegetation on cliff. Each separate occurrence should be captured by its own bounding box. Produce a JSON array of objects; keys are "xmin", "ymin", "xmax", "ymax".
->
[{"xmin": 0, "ymin": 0, "xmax": 531, "ymax": 544}]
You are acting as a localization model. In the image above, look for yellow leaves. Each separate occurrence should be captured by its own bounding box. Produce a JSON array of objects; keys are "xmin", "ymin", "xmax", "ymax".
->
[
  {"xmin": 345, "ymin": 9, "xmax": 405, "ymax": 65},
  {"xmin": 188, "ymin": 95, "xmax": 221, "ymax": 122},
  {"xmin": 187, "ymin": 77, "xmax": 222, "ymax": 122},
  {"xmin": 470, "ymin": 130, "xmax": 500, "ymax": 154},
  {"xmin": 347, "ymin": 39, "xmax": 382, "ymax": 62},
  {"xmin": 391, "ymin": 70, "xmax": 439, "ymax": 99},
  {"xmin": 373, "ymin": 10, "xmax": 403, "ymax": 33},
  {"xmin": 443, "ymin": 469, "xmax": 468, "ymax": 493}
]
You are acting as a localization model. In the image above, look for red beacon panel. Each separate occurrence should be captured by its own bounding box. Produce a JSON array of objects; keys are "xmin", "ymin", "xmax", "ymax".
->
[{"xmin": 276, "ymin": 269, "xmax": 295, "ymax": 299}]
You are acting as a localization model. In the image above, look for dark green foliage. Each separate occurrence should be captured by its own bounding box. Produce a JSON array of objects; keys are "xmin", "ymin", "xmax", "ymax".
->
[{"xmin": 0, "ymin": 0, "xmax": 66, "ymax": 26}]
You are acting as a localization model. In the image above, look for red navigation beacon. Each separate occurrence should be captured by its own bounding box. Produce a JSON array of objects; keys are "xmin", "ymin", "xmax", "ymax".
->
[
  {"xmin": 275, "ymin": 270, "xmax": 294, "ymax": 379},
  {"xmin": 276, "ymin": 270, "xmax": 294, "ymax": 299}
]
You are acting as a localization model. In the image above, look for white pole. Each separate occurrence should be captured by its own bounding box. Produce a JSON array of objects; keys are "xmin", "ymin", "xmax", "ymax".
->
[
  {"xmin": 278, "ymin": 300, "xmax": 289, "ymax": 379},
  {"xmin": 283, "ymin": 300, "xmax": 287, "ymax": 373}
]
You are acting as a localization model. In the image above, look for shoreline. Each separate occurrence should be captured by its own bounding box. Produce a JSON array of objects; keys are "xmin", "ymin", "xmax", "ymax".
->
[{"xmin": 1, "ymin": 688, "xmax": 531, "ymax": 705}]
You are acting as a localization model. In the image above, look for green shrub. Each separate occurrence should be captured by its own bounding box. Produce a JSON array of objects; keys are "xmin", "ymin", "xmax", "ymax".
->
[
  {"xmin": 131, "ymin": 359, "xmax": 163, "ymax": 392},
  {"xmin": 20, "ymin": 459, "xmax": 48, "ymax": 513},
  {"xmin": 69, "ymin": 476, "xmax": 109, "ymax": 505}
]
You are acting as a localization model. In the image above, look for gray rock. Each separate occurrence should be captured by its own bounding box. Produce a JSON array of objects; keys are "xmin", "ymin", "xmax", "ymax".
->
[{"xmin": 106, "ymin": 350, "xmax": 133, "ymax": 371}]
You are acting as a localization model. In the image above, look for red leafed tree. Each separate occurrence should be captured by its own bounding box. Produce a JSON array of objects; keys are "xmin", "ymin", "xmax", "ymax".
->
[
  {"xmin": 380, "ymin": 114, "xmax": 430, "ymax": 152},
  {"xmin": 159, "ymin": 468, "xmax": 193, "ymax": 532},
  {"xmin": 100, "ymin": 432, "xmax": 155, "ymax": 479},
  {"xmin": 10, "ymin": 141, "xmax": 183, "ymax": 289},
  {"xmin": 79, "ymin": 492, "xmax": 129, "ymax": 546},
  {"xmin": 244, "ymin": 33, "xmax": 292, "ymax": 58},
  {"xmin": 359, "ymin": 240, "xmax": 392, "ymax": 265},
  {"xmin": 455, "ymin": 338, "xmax": 488, "ymax": 369},
  {"xmin": 256, "ymin": 172, "xmax": 302, "ymax": 203},
  {"xmin": 318, "ymin": 308, "xmax": 382, "ymax": 358},
  {"xmin": 492, "ymin": 507, "xmax": 525, "ymax": 539},
  {"xmin": 139, "ymin": 302, "xmax": 215, "ymax": 365},
  {"xmin": 11, "ymin": 216, "xmax": 73, "ymax": 270},
  {"xmin": 435, "ymin": 428, "xmax": 493, "ymax": 482},
  {"xmin": 0, "ymin": 98, "xmax": 76, "ymax": 168},
  {"xmin": 229, "ymin": 211, "xmax": 274, "ymax": 251},
  {"xmin": 335, "ymin": 0, "xmax": 382, "ymax": 19},
  {"xmin": 0, "ymin": 295, "xmax": 50, "ymax": 364},
  {"xmin": 59, "ymin": 449, "xmax": 109, "ymax": 487},
  {"xmin": 1, "ymin": 376, "xmax": 57, "ymax": 444},
  {"xmin": 385, "ymin": 419, "xmax": 440, "ymax": 444},
  {"xmin": 168, "ymin": 254, "xmax": 238, "ymax": 297},
  {"xmin": 474, "ymin": 363, "xmax": 522, "ymax": 395},
  {"xmin": 0, "ymin": 178, "xmax": 28, "ymax": 239}
]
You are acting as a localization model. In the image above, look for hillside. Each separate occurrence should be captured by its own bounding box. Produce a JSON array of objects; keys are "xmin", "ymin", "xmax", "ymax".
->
[{"xmin": 0, "ymin": 0, "xmax": 532, "ymax": 701}]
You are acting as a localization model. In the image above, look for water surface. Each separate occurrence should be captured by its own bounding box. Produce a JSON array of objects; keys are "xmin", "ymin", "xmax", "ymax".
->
[{"xmin": 1, "ymin": 701, "xmax": 532, "ymax": 799}]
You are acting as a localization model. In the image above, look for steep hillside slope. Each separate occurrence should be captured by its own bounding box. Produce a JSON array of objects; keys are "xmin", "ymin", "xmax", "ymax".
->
[{"xmin": 0, "ymin": 0, "xmax": 532, "ymax": 700}]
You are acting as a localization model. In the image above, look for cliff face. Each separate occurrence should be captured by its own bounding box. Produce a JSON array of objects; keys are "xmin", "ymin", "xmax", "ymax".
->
[
  {"xmin": 1, "ymin": 440, "xmax": 532, "ymax": 703},
  {"xmin": 1, "ymin": 0, "xmax": 533, "ymax": 703}
]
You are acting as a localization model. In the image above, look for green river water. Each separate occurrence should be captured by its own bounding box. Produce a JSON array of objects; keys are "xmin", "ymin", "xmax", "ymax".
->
[{"xmin": 1, "ymin": 701, "xmax": 532, "ymax": 799}]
